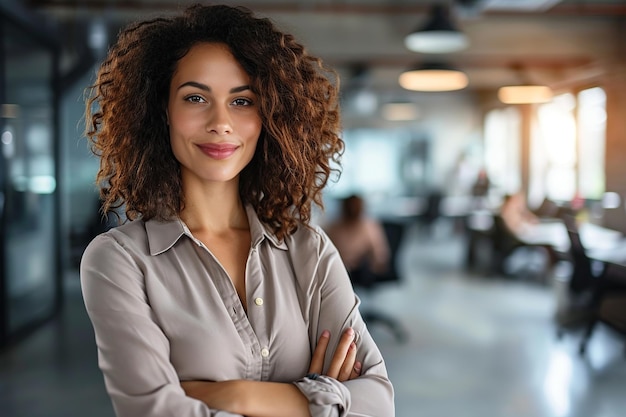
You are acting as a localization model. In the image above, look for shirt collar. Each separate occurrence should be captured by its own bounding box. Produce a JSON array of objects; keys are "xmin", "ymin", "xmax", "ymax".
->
[
  {"xmin": 245, "ymin": 204, "xmax": 287, "ymax": 250},
  {"xmin": 145, "ymin": 204, "xmax": 287, "ymax": 256}
]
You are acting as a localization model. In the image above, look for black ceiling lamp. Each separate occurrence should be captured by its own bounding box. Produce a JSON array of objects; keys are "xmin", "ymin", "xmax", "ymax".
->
[{"xmin": 404, "ymin": 3, "xmax": 469, "ymax": 54}]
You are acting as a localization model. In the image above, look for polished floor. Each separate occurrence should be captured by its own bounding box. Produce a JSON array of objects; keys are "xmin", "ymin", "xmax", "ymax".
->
[{"xmin": 1, "ymin": 221, "xmax": 625, "ymax": 417}]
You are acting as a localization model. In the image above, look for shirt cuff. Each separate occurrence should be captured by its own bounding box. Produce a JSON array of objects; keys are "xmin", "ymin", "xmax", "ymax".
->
[{"xmin": 293, "ymin": 375, "xmax": 351, "ymax": 417}]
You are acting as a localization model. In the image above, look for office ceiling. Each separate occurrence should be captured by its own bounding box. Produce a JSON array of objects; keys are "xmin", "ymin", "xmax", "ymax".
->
[{"xmin": 21, "ymin": 0, "xmax": 626, "ymax": 104}]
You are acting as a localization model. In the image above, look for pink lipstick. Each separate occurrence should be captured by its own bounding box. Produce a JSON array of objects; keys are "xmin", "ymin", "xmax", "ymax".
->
[{"xmin": 197, "ymin": 143, "xmax": 239, "ymax": 160}]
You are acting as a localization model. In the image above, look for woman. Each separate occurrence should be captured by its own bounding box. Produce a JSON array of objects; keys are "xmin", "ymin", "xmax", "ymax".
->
[
  {"xmin": 81, "ymin": 4, "xmax": 394, "ymax": 417},
  {"xmin": 325, "ymin": 195, "xmax": 390, "ymax": 282}
]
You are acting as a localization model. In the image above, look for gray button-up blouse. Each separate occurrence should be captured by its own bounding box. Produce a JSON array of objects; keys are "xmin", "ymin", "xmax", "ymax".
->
[{"xmin": 80, "ymin": 205, "xmax": 395, "ymax": 417}]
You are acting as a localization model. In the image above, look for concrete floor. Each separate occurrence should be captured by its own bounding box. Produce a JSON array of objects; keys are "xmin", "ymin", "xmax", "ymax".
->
[{"xmin": 1, "ymin": 221, "xmax": 625, "ymax": 417}]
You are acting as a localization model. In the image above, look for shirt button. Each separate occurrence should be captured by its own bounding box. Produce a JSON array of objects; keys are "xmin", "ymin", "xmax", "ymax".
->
[
  {"xmin": 261, "ymin": 348, "xmax": 270, "ymax": 357},
  {"xmin": 254, "ymin": 297, "xmax": 264, "ymax": 306}
]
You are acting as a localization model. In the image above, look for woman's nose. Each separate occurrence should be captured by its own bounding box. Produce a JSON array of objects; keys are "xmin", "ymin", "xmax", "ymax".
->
[{"xmin": 206, "ymin": 105, "xmax": 233, "ymax": 135}]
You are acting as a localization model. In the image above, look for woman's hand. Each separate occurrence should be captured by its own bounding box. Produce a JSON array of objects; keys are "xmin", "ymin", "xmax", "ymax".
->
[{"xmin": 308, "ymin": 328, "xmax": 361, "ymax": 382}]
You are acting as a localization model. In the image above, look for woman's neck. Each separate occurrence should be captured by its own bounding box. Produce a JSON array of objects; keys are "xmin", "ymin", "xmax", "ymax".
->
[{"xmin": 179, "ymin": 179, "xmax": 248, "ymax": 234}]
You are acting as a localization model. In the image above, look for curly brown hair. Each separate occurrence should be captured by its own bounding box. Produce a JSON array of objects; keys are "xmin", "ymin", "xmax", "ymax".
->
[{"xmin": 85, "ymin": 3, "xmax": 343, "ymax": 240}]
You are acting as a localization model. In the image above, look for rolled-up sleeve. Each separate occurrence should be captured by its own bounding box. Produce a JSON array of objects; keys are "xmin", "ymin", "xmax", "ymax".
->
[
  {"xmin": 292, "ymin": 227, "xmax": 395, "ymax": 417},
  {"xmin": 81, "ymin": 233, "xmax": 242, "ymax": 417},
  {"xmin": 293, "ymin": 375, "xmax": 351, "ymax": 417}
]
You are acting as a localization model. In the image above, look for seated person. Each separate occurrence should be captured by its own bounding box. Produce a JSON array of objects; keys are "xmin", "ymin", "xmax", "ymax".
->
[
  {"xmin": 325, "ymin": 195, "xmax": 390, "ymax": 286},
  {"xmin": 500, "ymin": 191, "xmax": 539, "ymax": 235}
]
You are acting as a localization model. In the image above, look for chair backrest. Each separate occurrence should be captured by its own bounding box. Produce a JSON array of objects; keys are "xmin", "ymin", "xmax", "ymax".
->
[
  {"xmin": 492, "ymin": 214, "xmax": 522, "ymax": 253},
  {"xmin": 372, "ymin": 221, "xmax": 406, "ymax": 284},
  {"xmin": 344, "ymin": 220, "xmax": 406, "ymax": 289},
  {"xmin": 423, "ymin": 192, "xmax": 442, "ymax": 222},
  {"xmin": 562, "ymin": 214, "xmax": 595, "ymax": 293}
]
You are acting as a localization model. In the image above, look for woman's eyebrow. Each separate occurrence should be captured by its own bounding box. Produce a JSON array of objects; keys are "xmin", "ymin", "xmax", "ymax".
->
[
  {"xmin": 230, "ymin": 85, "xmax": 252, "ymax": 93},
  {"xmin": 177, "ymin": 81, "xmax": 251, "ymax": 94},
  {"xmin": 177, "ymin": 81, "xmax": 210, "ymax": 92}
]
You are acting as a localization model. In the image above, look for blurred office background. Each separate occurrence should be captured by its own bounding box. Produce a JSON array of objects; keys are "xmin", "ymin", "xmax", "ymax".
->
[{"xmin": 1, "ymin": 0, "xmax": 626, "ymax": 416}]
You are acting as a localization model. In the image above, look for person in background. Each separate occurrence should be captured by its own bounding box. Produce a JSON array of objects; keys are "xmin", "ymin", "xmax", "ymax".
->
[
  {"xmin": 500, "ymin": 191, "xmax": 539, "ymax": 235},
  {"xmin": 470, "ymin": 168, "xmax": 491, "ymax": 210},
  {"xmin": 80, "ymin": 4, "xmax": 393, "ymax": 417},
  {"xmin": 471, "ymin": 168, "xmax": 490, "ymax": 198},
  {"xmin": 325, "ymin": 195, "xmax": 390, "ymax": 285}
]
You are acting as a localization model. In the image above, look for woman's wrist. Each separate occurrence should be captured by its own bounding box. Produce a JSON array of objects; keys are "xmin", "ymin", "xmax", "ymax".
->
[
  {"xmin": 240, "ymin": 380, "xmax": 310, "ymax": 417},
  {"xmin": 181, "ymin": 380, "xmax": 246, "ymax": 414},
  {"xmin": 182, "ymin": 379, "xmax": 309, "ymax": 417}
]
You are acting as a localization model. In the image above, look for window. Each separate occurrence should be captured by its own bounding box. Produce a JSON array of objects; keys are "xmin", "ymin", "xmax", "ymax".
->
[
  {"xmin": 533, "ymin": 93, "xmax": 577, "ymax": 202},
  {"xmin": 484, "ymin": 107, "xmax": 521, "ymax": 194},
  {"xmin": 484, "ymin": 86, "xmax": 606, "ymax": 207},
  {"xmin": 577, "ymin": 87, "xmax": 606, "ymax": 199}
]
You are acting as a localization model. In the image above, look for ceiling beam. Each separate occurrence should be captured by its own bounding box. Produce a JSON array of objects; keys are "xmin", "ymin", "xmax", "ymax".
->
[
  {"xmin": 326, "ymin": 54, "xmax": 592, "ymax": 70},
  {"xmin": 25, "ymin": 0, "xmax": 626, "ymax": 17}
]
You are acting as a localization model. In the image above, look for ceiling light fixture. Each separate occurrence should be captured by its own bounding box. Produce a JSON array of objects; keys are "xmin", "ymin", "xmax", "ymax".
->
[
  {"xmin": 497, "ymin": 85, "xmax": 554, "ymax": 104},
  {"xmin": 497, "ymin": 64, "xmax": 554, "ymax": 104},
  {"xmin": 399, "ymin": 62, "xmax": 469, "ymax": 92},
  {"xmin": 404, "ymin": 4, "xmax": 469, "ymax": 54}
]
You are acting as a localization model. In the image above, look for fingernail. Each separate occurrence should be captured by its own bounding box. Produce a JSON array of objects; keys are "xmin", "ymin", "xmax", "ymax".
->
[
  {"xmin": 354, "ymin": 361, "xmax": 362, "ymax": 372},
  {"xmin": 321, "ymin": 330, "xmax": 330, "ymax": 338},
  {"xmin": 346, "ymin": 327, "xmax": 354, "ymax": 336}
]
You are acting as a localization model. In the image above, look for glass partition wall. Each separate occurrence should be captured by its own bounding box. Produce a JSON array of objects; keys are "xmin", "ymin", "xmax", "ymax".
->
[{"xmin": 0, "ymin": 10, "xmax": 61, "ymax": 347}]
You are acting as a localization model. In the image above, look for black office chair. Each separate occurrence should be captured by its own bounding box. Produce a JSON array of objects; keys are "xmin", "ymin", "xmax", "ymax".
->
[
  {"xmin": 554, "ymin": 229, "xmax": 597, "ymax": 335},
  {"xmin": 565, "ymin": 227, "xmax": 597, "ymax": 294},
  {"xmin": 491, "ymin": 214, "xmax": 552, "ymax": 280},
  {"xmin": 464, "ymin": 210, "xmax": 495, "ymax": 272},
  {"xmin": 351, "ymin": 220, "xmax": 408, "ymax": 343},
  {"xmin": 491, "ymin": 214, "xmax": 523, "ymax": 275},
  {"xmin": 578, "ymin": 262, "xmax": 626, "ymax": 355},
  {"xmin": 554, "ymin": 212, "xmax": 609, "ymax": 352},
  {"xmin": 417, "ymin": 191, "xmax": 443, "ymax": 235}
]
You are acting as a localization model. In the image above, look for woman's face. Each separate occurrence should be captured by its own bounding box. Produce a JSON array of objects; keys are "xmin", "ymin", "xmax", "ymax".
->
[{"xmin": 167, "ymin": 42, "xmax": 262, "ymax": 187}]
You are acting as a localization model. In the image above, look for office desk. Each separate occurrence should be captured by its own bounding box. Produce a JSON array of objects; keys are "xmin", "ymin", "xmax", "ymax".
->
[
  {"xmin": 515, "ymin": 219, "xmax": 568, "ymax": 252},
  {"xmin": 516, "ymin": 220, "xmax": 624, "ymax": 255},
  {"xmin": 587, "ymin": 238, "xmax": 626, "ymax": 267},
  {"xmin": 464, "ymin": 211, "xmax": 625, "ymax": 275}
]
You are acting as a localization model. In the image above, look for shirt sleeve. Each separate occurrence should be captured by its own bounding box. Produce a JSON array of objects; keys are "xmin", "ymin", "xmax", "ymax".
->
[
  {"xmin": 80, "ymin": 232, "xmax": 243, "ymax": 417},
  {"xmin": 292, "ymin": 227, "xmax": 395, "ymax": 417}
]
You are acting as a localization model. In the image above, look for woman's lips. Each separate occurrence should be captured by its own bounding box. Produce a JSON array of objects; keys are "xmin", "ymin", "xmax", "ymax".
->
[{"xmin": 197, "ymin": 143, "xmax": 239, "ymax": 160}]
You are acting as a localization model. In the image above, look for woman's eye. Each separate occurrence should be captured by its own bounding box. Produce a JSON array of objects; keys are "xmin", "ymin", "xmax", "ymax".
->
[
  {"xmin": 232, "ymin": 97, "xmax": 253, "ymax": 106},
  {"xmin": 185, "ymin": 95, "xmax": 205, "ymax": 103}
]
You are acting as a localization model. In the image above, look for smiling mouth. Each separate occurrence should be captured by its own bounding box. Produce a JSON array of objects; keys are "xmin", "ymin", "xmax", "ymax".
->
[{"xmin": 197, "ymin": 143, "xmax": 239, "ymax": 160}]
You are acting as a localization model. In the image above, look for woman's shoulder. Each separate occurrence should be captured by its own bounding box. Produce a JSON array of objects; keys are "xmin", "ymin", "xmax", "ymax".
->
[
  {"xmin": 281, "ymin": 223, "xmax": 346, "ymax": 291},
  {"xmin": 283, "ymin": 222, "xmax": 332, "ymax": 254},
  {"xmin": 98, "ymin": 218, "xmax": 148, "ymax": 240},
  {"xmin": 83, "ymin": 219, "xmax": 149, "ymax": 257}
]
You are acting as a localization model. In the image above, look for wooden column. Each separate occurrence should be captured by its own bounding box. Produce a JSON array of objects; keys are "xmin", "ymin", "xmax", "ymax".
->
[
  {"xmin": 519, "ymin": 104, "xmax": 532, "ymax": 196},
  {"xmin": 603, "ymin": 21, "xmax": 626, "ymax": 232}
]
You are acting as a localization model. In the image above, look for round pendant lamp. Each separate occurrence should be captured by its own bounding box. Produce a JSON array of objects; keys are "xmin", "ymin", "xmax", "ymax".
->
[
  {"xmin": 404, "ymin": 4, "xmax": 469, "ymax": 54},
  {"xmin": 399, "ymin": 62, "xmax": 469, "ymax": 92}
]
